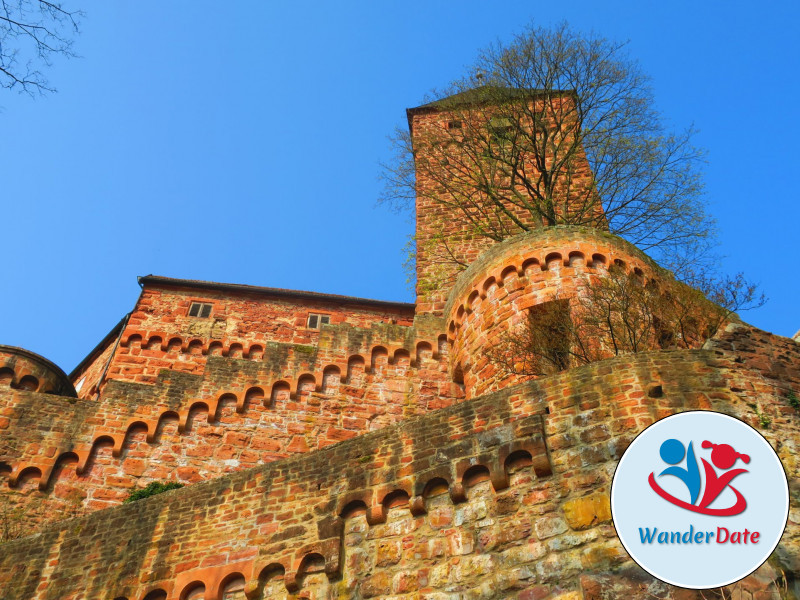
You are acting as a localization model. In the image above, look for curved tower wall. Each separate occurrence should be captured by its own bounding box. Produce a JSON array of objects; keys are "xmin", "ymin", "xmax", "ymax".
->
[
  {"xmin": 0, "ymin": 345, "xmax": 76, "ymax": 397},
  {"xmin": 444, "ymin": 227, "xmax": 662, "ymax": 399}
]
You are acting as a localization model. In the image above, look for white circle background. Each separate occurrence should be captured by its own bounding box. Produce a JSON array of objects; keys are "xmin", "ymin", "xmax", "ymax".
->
[{"xmin": 611, "ymin": 411, "xmax": 789, "ymax": 589}]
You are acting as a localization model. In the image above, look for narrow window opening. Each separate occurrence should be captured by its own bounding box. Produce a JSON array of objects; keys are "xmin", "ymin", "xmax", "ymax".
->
[
  {"xmin": 488, "ymin": 117, "xmax": 513, "ymax": 142},
  {"xmin": 654, "ymin": 316, "xmax": 674, "ymax": 349},
  {"xmin": 189, "ymin": 302, "xmax": 213, "ymax": 318},
  {"xmin": 307, "ymin": 313, "xmax": 331, "ymax": 329},
  {"xmin": 526, "ymin": 300, "xmax": 572, "ymax": 373}
]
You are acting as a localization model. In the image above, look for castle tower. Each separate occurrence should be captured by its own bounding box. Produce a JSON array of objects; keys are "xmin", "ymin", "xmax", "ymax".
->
[
  {"xmin": 409, "ymin": 89, "xmax": 719, "ymax": 398},
  {"xmin": 442, "ymin": 226, "xmax": 663, "ymax": 398},
  {"xmin": 407, "ymin": 87, "xmax": 602, "ymax": 314}
]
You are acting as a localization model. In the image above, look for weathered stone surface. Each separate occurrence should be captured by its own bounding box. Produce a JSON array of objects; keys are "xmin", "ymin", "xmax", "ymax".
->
[
  {"xmin": 562, "ymin": 492, "xmax": 612, "ymax": 530},
  {"xmin": 0, "ymin": 327, "xmax": 798, "ymax": 599}
]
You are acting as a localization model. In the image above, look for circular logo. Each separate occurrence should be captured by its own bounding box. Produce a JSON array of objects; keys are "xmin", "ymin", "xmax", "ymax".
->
[{"xmin": 611, "ymin": 411, "xmax": 789, "ymax": 589}]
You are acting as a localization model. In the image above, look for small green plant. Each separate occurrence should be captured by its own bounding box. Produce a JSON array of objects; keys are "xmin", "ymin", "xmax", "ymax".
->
[
  {"xmin": 787, "ymin": 390, "xmax": 799, "ymax": 411},
  {"xmin": 123, "ymin": 481, "xmax": 183, "ymax": 504},
  {"xmin": 748, "ymin": 403, "xmax": 771, "ymax": 429}
]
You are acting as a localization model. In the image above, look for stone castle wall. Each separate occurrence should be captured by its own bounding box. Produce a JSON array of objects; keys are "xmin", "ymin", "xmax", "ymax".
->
[
  {"xmin": 1, "ymin": 324, "xmax": 798, "ymax": 599},
  {"xmin": 442, "ymin": 227, "xmax": 662, "ymax": 398},
  {"xmin": 71, "ymin": 333, "xmax": 118, "ymax": 398},
  {"xmin": 0, "ymin": 317, "xmax": 460, "ymax": 533},
  {"xmin": 71, "ymin": 281, "xmax": 417, "ymax": 398},
  {"xmin": 0, "ymin": 345, "xmax": 76, "ymax": 397}
]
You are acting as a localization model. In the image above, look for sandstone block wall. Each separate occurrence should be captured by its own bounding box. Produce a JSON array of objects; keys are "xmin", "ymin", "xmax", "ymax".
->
[
  {"xmin": 442, "ymin": 227, "xmax": 661, "ymax": 398},
  {"xmin": 0, "ymin": 318, "xmax": 460, "ymax": 533},
  {"xmin": 70, "ymin": 330, "xmax": 118, "ymax": 398},
  {"xmin": 1, "ymin": 326, "xmax": 798, "ymax": 599},
  {"xmin": 0, "ymin": 345, "xmax": 76, "ymax": 397},
  {"xmin": 408, "ymin": 95, "xmax": 599, "ymax": 315},
  {"xmin": 71, "ymin": 278, "xmax": 417, "ymax": 398}
]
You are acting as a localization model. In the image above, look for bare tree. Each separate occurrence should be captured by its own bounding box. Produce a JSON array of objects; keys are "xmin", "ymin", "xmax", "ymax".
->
[
  {"xmin": 487, "ymin": 266, "xmax": 765, "ymax": 379},
  {"xmin": 0, "ymin": 0, "xmax": 82, "ymax": 95},
  {"xmin": 382, "ymin": 22, "xmax": 713, "ymax": 271}
]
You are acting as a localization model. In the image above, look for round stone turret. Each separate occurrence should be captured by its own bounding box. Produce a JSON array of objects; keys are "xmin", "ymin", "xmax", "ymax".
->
[
  {"xmin": 0, "ymin": 345, "xmax": 76, "ymax": 397},
  {"xmin": 444, "ymin": 226, "xmax": 663, "ymax": 399}
]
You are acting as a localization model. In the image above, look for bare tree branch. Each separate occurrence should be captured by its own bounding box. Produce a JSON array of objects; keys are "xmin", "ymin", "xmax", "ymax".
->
[
  {"xmin": 0, "ymin": 0, "xmax": 82, "ymax": 96},
  {"xmin": 487, "ymin": 266, "xmax": 765, "ymax": 380},
  {"xmin": 381, "ymin": 22, "xmax": 715, "ymax": 275}
]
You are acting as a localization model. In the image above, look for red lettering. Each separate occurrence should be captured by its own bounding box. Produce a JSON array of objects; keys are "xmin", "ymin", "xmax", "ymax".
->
[
  {"xmin": 715, "ymin": 527, "xmax": 760, "ymax": 544},
  {"xmin": 716, "ymin": 527, "xmax": 729, "ymax": 543}
]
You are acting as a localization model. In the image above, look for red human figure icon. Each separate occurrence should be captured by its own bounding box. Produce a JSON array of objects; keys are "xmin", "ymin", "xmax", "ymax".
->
[{"xmin": 698, "ymin": 441, "xmax": 750, "ymax": 512}]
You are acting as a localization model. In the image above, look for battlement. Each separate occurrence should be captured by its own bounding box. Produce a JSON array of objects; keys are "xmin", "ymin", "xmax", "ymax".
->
[
  {"xmin": 71, "ymin": 276, "xmax": 417, "ymax": 398},
  {"xmin": 0, "ymin": 314, "xmax": 462, "ymax": 531},
  {"xmin": 2, "ymin": 327, "xmax": 798, "ymax": 599},
  {"xmin": 0, "ymin": 344, "xmax": 76, "ymax": 397},
  {"xmin": 443, "ymin": 227, "xmax": 665, "ymax": 397}
]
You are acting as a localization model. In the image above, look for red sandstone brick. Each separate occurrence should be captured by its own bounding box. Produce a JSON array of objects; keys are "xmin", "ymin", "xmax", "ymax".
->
[{"xmin": 286, "ymin": 436, "xmax": 309, "ymax": 453}]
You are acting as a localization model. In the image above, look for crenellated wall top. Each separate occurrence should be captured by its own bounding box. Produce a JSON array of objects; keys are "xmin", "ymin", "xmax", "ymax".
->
[
  {"xmin": 0, "ymin": 344, "xmax": 76, "ymax": 397},
  {"xmin": 2, "ymin": 325, "xmax": 798, "ymax": 599},
  {"xmin": 444, "ymin": 226, "xmax": 663, "ymax": 319}
]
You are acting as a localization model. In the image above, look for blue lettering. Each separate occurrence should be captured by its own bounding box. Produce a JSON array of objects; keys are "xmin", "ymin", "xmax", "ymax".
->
[
  {"xmin": 639, "ymin": 527, "xmax": 658, "ymax": 543},
  {"xmin": 682, "ymin": 525, "xmax": 694, "ymax": 543}
]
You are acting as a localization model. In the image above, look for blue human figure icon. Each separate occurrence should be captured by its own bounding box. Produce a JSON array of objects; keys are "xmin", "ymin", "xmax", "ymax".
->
[{"xmin": 658, "ymin": 438, "xmax": 701, "ymax": 505}]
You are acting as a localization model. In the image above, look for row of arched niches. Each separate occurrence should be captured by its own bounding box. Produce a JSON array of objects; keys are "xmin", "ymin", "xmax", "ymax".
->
[
  {"xmin": 1, "ymin": 228, "xmax": 659, "ymax": 406},
  {"xmin": 443, "ymin": 227, "xmax": 664, "ymax": 398},
  {"xmin": 103, "ymin": 436, "xmax": 549, "ymax": 600},
  {"xmin": 0, "ymin": 345, "xmax": 76, "ymax": 397}
]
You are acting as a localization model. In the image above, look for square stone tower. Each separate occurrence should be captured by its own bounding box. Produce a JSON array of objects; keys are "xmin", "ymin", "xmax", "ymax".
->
[{"xmin": 407, "ymin": 86, "xmax": 602, "ymax": 314}]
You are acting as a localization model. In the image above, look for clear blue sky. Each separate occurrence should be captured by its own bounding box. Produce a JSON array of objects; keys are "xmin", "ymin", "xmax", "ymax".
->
[{"xmin": 2, "ymin": 2, "xmax": 798, "ymax": 372}]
